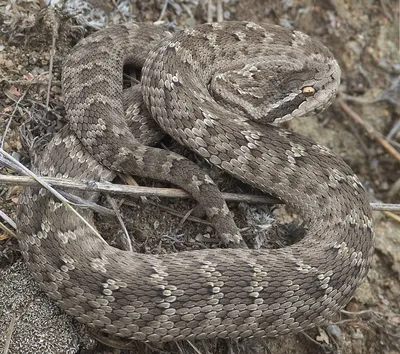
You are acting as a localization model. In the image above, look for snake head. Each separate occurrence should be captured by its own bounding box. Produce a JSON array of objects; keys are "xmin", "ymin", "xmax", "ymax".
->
[
  {"xmin": 270, "ymin": 56, "xmax": 341, "ymax": 124},
  {"xmin": 210, "ymin": 32, "xmax": 341, "ymax": 125}
]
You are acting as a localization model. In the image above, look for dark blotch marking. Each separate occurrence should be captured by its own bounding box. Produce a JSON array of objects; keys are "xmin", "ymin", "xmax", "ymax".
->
[
  {"xmin": 165, "ymin": 45, "xmax": 177, "ymax": 54},
  {"xmin": 157, "ymin": 287, "xmax": 167, "ymax": 298},
  {"xmin": 266, "ymin": 94, "xmax": 305, "ymax": 121},
  {"xmin": 207, "ymin": 285, "xmax": 216, "ymax": 295}
]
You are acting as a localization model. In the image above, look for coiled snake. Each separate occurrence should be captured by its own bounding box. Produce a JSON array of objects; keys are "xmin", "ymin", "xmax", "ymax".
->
[{"xmin": 17, "ymin": 22, "xmax": 374, "ymax": 342}]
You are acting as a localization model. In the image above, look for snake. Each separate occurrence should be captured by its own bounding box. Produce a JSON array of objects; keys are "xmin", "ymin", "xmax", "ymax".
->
[{"xmin": 17, "ymin": 21, "xmax": 374, "ymax": 342}]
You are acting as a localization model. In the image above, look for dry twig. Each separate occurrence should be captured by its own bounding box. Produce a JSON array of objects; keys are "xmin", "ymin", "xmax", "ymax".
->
[
  {"xmin": 0, "ymin": 174, "xmax": 281, "ymax": 205},
  {"xmin": 337, "ymin": 98, "xmax": 400, "ymax": 163},
  {"xmin": 3, "ymin": 313, "xmax": 17, "ymax": 354},
  {"xmin": 1, "ymin": 91, "xmax": 27, "ymax": 149},
  {"xmin": 0, "ymin": 174, "xmax": 399, "ymax": 212},
  {"xmin": 382, "ymin": 211, "xmax": 400, "ymax": 223},
  {"xmin": 3, "ymin": 79, "xmax": 60, "ymax": 86},
  {"xmin": 45, "ymin": 10, "xmax": 59, "ymax": 109},
  {"xmin": 156, "ymin": 0, "xmax": 169, "ymax": 22},
  {"xmin": 106, "ymin": 195, "xmax": 132, "ymax": 252}
]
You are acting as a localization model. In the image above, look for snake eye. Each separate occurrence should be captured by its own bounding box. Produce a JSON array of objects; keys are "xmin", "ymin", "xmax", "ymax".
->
[{"xmin": 302, "ymin": 86, "xmax": 315, "ymax": 97}]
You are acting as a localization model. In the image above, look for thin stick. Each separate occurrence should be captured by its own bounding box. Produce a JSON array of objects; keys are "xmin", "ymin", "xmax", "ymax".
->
[
  {"xmin": 4, "ymin": 79, "xmax": 60, "ymax": 86},
  {"xmin": 0, "ymin": 221, "xmax": 16, "ymax": 238},
  {"xmin": 3, "ymin": 313, "xmax": 16, "ymax": 354},
  {"xmin": 111, "ymin": 0, "xmax": 127, "ymax": 21},
  {"xmin": 0, "ymin": 174, "xmax": 398, "ymax": 212},
  {"xmin": 370, "ymin": 203, "xmax": 400, "ymax": 212},
  {"xmin": 132, "ymin": 199, "xmax": 213, "ymax": 226},
  {"xmin": 1, "ymin": 91, "xmax": 27, "ymax": 149},
  {"xmin": 186, "ymin": 340, "xmax": 203, "ymax": 354},
  {"xmin": 301, "ymin": 332, "xmax": 329, "ymax": 352},
  {"xmin": 340, "ymin": 92, "xmax": 381, "ymax": 105},
  {"xmin": 0, "ymin": 210, "xmax": 17, "ymax": 230},
  {"xmin": 45, "ymin": 10, "xmax": 59, "ymax": 109},
  {"xmin": 387, "ymin": 120, "xmax": 400, "ymax": 141},
  {"xmin": 383, "ymin": 211, "xmax": 400, "ymax": 223},
  {"xmin": 106, "ymin": 195, "xmax": 133, "ymax": 252},
  {"xmin": 337, "ymin": 98, "xmax": 400, "ymax": 163},
  {"xmin": 0, "ymin": 174, "xmax": 281, "ymax": 204},
  {"xmin": 58, "ymin": 190, "xmax": 115, "ymax": 217},
  {"xmin": 156, "ymin": 0, "xmax": 169, "ymax": 22},
  {"xmin": 207, "ymin": 0, "xmax": 213, "ymax": 23},
  {"xmin": 217, "ymin": 0, "xmax": 223, "ymax": 22},
  {"xmin": 341, "ymin": 309, "xmax": 376, "ymax": 316}
]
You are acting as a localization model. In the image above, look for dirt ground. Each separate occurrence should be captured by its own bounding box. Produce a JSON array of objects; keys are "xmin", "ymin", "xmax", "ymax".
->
[{"xmin": 0, "ymin": 0, "xmax": 399, "ymax": 353}]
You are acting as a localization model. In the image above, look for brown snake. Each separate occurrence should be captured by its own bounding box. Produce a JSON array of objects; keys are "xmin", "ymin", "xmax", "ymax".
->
[{"xmin": 17, "ymin": 22, "xmax": 374, "ymax": 342}]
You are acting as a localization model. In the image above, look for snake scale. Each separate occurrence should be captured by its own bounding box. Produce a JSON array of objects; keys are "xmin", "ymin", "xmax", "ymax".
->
[{"xmin": 17, "ymin": 22, "xmax": 374, "ymax": 342}]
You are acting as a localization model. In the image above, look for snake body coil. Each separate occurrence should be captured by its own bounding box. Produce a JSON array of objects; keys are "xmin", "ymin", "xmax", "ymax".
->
[{"xmin": 18, "ymin": 22, "xmax": 374, "ymax": 342}]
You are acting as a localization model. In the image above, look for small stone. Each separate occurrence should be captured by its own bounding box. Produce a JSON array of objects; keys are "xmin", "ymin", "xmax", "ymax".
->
[
  {"xmin": 29, "ymin": 51, "xmax": 39, "ymax": 64},
  {"xmin": 195, "ymin": 233, "xmax": 204, "ymax": 242},
  {"xmin": 11, "ymin": 152, "xmax": 21, "ymax": 162},
  {"xmin": 51, "ymin": 86, "xmax": 62, "ymax": 94},
  {"xmin": 326, "ymin": 324, "xmax": 341, "ymax": 339},
  {"xmin": 316, "ymin": 329, "xmax": 330, "ymax": 344},
  {"xmin": 346, "ymin": 301, "xmax": 359, "ymax": 312},
  {"xmin": 5, "ymin": 59, "xmax": 14, "ymax": 69},
  {"xmin": 351, "ymin": 329, "xmax": 364, "ymax": 340}
]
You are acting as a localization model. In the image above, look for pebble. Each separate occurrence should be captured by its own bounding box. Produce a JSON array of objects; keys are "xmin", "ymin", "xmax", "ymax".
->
[
  {"xmin": 195, "ymin": 233, "xmax": 204, "ymax": 242},
  {"xmin": 326, "ymin": 324, "xmax": 342, "ymax": 339},
  {"xmin": 51, "ymin": 86, "xmax": 62, "ymax": 94},
  {"xmin": 351, "ymin": 329, "xmax": 364, "ymax": 340},
  {"xmin": 11, "ymin": 151, "xmax": 21, "ymax": 162},
  {"xmin": 346, "ymin": 301, "xmax": 359, "ymax": 312},
  {"xmin": 5, "ymin": 59, "xmax": 14, "ymax": 69}
]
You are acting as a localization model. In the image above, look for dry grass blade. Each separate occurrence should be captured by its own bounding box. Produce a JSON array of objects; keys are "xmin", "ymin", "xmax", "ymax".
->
[
  {"xmin": 0, "ymin": 209, "xmax": 17, "ymax": 230},
  {"xmin": 57, "ymin": 190, "xmax": 115, "ymax": 217},
  {"xmin": 45, "ymin": 10, "xmax": 59, "ymax": 109},
  {"xmin": 382, "ymin": 211, "xmax": 400, "ymax": 223},
  {"xmin": 0, "ymin": 222, "xmax": 16, "ymax": 239},
  {"xmin": 0, "ymin": 148, "xmax": 107, "ymax": 244},
  {"xmin": 106, "ymin": 195, "xmax": 133, "ymax": 252},
  {"xmin": 0, "ymin": 208, "xmax": 17, "ymax": 238},
  {"xmin": 1, "ymin": 91, "xmax": 27, "ymax": 149},
  {"xmin": 156, "ymin": 0, "xmax": 169, "ymax": 22},
  {"xmin": 3, "ymin": 313, "xmax": 17, "ymax": 354},
  {"xmin": 2, "ymin": 79, "xmax": 60, "ymax": 86}
]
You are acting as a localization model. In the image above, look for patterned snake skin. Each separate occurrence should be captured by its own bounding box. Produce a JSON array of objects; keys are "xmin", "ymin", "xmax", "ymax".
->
[{"xmin": 18, "ymin": 22, "xmax": 374, "ymax": 342}]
